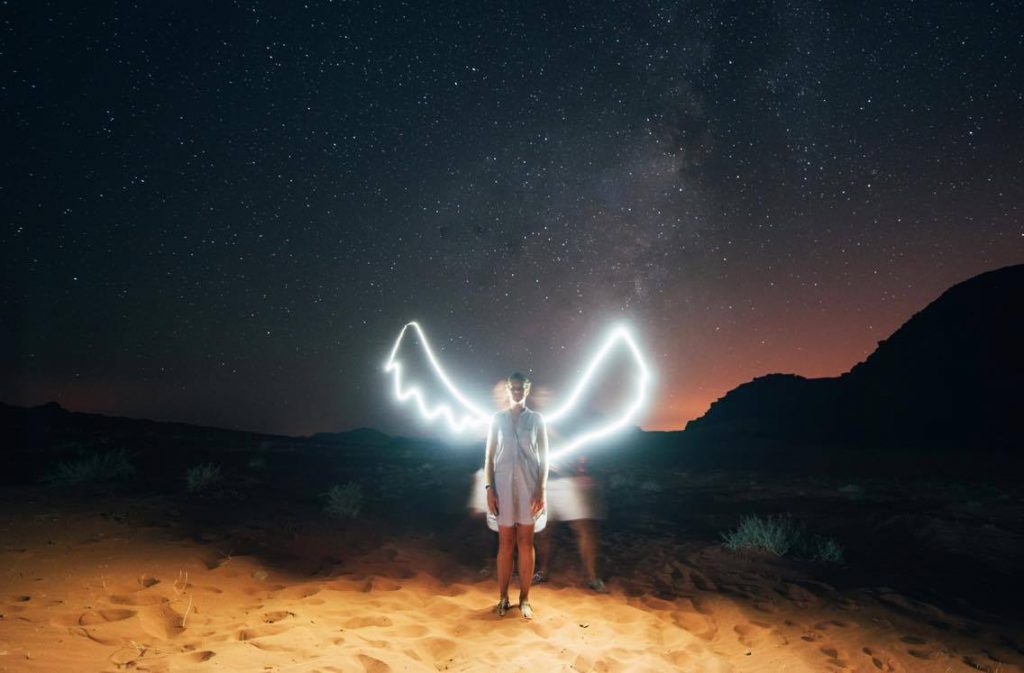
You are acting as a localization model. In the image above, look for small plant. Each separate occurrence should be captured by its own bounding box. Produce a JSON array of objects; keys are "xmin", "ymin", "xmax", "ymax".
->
[
  {"xmin": 324, "ymin": 482, "xmax": 363, "ymax": 519},
  {"xmin": 721, "ymin": 514, "xmax": 844, "ymax": 563},
  {"xmin": 838, "ymin": 483, "xmax": 865, "ymax": 500},
  {"xmin": 247, "ymin": 456, "xmax": 267, "ymax": 471},
  {"xmin": 639, "ymin": 479, "xmax": 663, "ymax": 493},
  {"xmin": 185, "ymin": 463, "xmax": 221, "ymax": 493},
  {"xmin": 811, "ymin": 536, "xmax": 845, "ymax": 563},
  {"xmin": 722, "ymin": 514, "xmax": 803, "ymax": 556},
  {"xmin": 43, "ymin": 449, "xmax": 136, "ymax": 486},
  {"xmin": 608, "ymin": 473, "xmax": 637, "ymax": 490}
]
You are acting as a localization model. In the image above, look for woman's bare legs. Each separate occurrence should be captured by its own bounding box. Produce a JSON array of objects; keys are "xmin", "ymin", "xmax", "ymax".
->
[
  {"xmin": 516, "ymin": 523, "xmax": 536, "ymax": 609},
  {"xmin": 497, "ymin": 525, "xmax": 516, "ymax": 603}
]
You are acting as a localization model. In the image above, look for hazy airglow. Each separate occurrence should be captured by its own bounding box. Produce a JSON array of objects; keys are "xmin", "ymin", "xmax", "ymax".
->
[{"xmin": 384, "ymin": 321, "xmax": 651, "ymax": 460}]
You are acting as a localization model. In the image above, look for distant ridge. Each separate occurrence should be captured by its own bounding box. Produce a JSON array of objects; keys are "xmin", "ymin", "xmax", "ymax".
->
[
  {"xmin": 684, "ymin": 264, "xmax": 1024, "ymax": 448},
  {"xmin": 310, "ymin": 427, "xmax": 392, "ymax": 446}
]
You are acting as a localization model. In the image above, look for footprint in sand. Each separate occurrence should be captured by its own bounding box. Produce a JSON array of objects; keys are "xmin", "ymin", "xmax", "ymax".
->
[
  {"xmin": 238, "ymin": 623, "xmax": 292, "ymax": 640},
  {"xmin": 342, "ymin": 615, "xmax": 394, "ymax": 629},
  {"xmin": 417, "ymin": 636, "xmax": 458, "ymax": 660},
  {"xmin": 813, "ymin": 620, "xmax": 851, "ymax": 630},
  {"xmin": 640, "ymin": 595, "xmax": 675, "ymax": 611},
  {"xmin": 109, "ymin": 592, "xmax": 166, "ymax": 606},
  {"xmin": 436, "ymin": 584, "xmax": 468, "ymax": 598},
  {"xmin": 393, "ymin": 566, "xmax": 416, "ymax": 580},
  {"xmin": 962, "ymin": 653, "xmax": 1016, "ymax": 673},
  {"xmin": 79, "ymin": 608, "xmax": 136, "ymax": 625},
  {"xmin": 898, "ymin": 635, "xmax": 940, "ymax": 659},
  {"xmin": 683, "ymin": 595, "xmax": 714, "ymax": 616},
  {"xmin": 200, "ymin": 555, "xmax": 230, "ymax": 570},
  {"xmin": 357, "ymin": 653, "xmax": 391, "ymax": 673},
  {"xmin": 394, "ymin": 624, "xmax": 430, "ymax": 638},
  {"xmin": 194, "ymin": 584, "xmax": 223, "ymax": 595},
  {"xmin": 734, "ymin": 624, "xmax": 756, "ymax": 648},
  {"xmin": 779, "ymin": 582, "xmax": 819, "ymax": 608},
  {"xmin": 819, "ymin": 645, "xmax": 849, "ymax": 668},
  {"xmin": 70, "ymin": 606, "xmax": 166, "ymax": 648},
  {"xmin": 355, "ymin": 635, "xmax": 390, "ymax": 648},
  {"xmin": 861, "ymin": 646, "xmax": 896, "ymax": 671},
  {"xmin": 6, "ymin": 595, "xmax": 32, "ymax": 612},
  {"xmin": 670, "ymin": 609, "xmax": 717, "ymax": 641},
  {"xmin": 137, "ymin": 603, "xmax": 189, "ymax": 640},
  {"xmin": 262, "ymin": 610, "xmax": 295, "ymax": 623},
  {"xmin": 734, "ymin": 622, "xmax": 771, "ymax": 648},
  {"xmin": 108, "ymin": 646, "xmax": 148, "ymax": 667},
  {"xmin": 279, "ymin": 585, "xmax": 322, "ymax": 600},
  {"xmin": 362, "ymin": 577, "xmax": 402, "ymax": 592},
  {"xmin": 690, "ymin": 571, "xmax": 717, "ymax": 592},
  {"xmin": 834, "ymin": 597, "xmax": 860, "ymax": 611}
]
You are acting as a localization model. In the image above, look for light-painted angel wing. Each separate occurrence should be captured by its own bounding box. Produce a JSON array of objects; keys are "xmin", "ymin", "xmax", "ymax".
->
[
  {"xmin": 384, "ymin": 321, "xmax": 491, "ymax": 433},
  {"xmin": 544, "ymin": 325, "xmax": 651, "ymax": 463}
]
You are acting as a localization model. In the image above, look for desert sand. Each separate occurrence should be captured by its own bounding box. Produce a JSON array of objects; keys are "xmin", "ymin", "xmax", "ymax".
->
[{"xmin": 1, "ymin": 483, "xmax": 1021, "ymax": 673}]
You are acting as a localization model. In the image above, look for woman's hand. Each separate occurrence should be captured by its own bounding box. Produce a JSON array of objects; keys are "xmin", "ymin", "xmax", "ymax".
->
[
  {"xmin": 487, "ymin": 487, "xmax": 498, "ymax": 516},
  {"xmin": 531, "ymin": 490, "xmax": 545, "ymax": 517}
]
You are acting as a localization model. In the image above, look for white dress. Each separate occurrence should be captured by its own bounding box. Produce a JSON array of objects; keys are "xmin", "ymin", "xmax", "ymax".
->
[{"xmin": 488, "ymin": 407, "xmax": 548, "ymax": 529}]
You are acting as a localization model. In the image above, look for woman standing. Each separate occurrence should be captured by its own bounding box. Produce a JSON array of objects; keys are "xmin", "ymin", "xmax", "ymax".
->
[{"xmin": 484, "ymin": 372, "xmax": 549, "ymax": 619}]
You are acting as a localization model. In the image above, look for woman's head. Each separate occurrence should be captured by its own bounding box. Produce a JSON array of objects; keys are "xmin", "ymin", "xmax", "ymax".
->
[{"xmin": 506, "ymin": 372, "xmax": 531, "ymax": 405}]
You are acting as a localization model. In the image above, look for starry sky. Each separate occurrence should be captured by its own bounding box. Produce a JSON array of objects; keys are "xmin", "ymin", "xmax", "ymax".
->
[{"xmin": 2, "ymin": 1, "xmax": 1022, "ymax": 437}]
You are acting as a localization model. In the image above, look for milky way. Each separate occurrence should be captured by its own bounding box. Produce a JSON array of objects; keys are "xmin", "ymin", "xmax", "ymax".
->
[{"xmin": 2, "ymin": 1, "xmax": 1022, "ymax": 435}]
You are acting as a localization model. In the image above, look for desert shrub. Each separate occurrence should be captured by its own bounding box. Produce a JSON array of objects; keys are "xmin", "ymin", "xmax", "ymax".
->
[
  {"xmin": 639, "ymin": 479, "xmax": 663, "ymax": 493},
  {"xmin": 43, "ymin": 449, "xmax": 136, "ymax": 486},
  {"xmin": 838, "ymin": 483, "xmax": 865, "ymax": 500},
  {"xmin": 185, "ymin": 463, "xmax": 222, "ymax": 493},
  {"xmin": 722, "ymin": 514, "xmax": 803, "ymax": 556},
  {"xmin": 722, "ymin": 514, "xmax": 844, "ymax": 563},
  {"xmin": 324, "ymin": 482, "xmax": 363, "ymax": 519},
  {"xmin": 608, "ymin": 473, "xmax": 637, "ymax": 490},
  {"xmin": 810, "ymin": 536, "xmax": 845, "ymax": 563}
]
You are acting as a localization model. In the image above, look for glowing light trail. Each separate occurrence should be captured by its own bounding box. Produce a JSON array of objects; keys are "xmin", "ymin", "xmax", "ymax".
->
[
  {"xmin": 545, "ymin": 325, "xmax": 650, "ymax": 462},
  {"xmin": 384, "ymin": 321, "xmax": 651, "ymax": 460},
  {"xmin": 384, "ymin": 321, "xmax": 490, "ymax": 432}
]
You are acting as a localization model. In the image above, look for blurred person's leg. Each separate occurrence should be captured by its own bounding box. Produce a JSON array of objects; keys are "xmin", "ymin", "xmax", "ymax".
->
[
  {"xmin": 570, "ymin": 519, "xmax": 597, "ymax": 581},
  {"xmin": 533, "ymin": 523, "xmax": 553, "ymax": 582}
]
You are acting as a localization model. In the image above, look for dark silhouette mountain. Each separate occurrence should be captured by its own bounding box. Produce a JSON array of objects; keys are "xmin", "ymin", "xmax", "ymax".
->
[
  {"xmin": 310, "ymin": 427, "xmax": 393, "ymax": 447},
  {"xmin": 685, "ymin": 264, "xmax": 1023, "ymax": 449}
]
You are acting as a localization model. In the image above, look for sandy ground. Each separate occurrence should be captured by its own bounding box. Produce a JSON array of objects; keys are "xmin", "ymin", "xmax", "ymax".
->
[{"xmin": 0, "ymin": 490, "xmax": 1021, "ymax": 673}]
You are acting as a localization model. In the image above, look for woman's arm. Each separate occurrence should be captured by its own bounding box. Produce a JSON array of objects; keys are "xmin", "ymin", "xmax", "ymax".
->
[
  {"xmin": 484, "ymin": 416, "xmax": 497, "ymax": 486},
  {"xmin": 484, "ymin": 416, "xmax": 499, "ymax": 515},
  {"xmin": 538, "ymin": 414, "xmax": 549, "ymax": 491},
  {"xmin": 532, "ymin": 414, "xmax": 549, "ymax": 516}
]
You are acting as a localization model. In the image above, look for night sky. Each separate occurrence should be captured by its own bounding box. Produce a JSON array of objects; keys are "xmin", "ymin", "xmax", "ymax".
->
[{"xmin": 2, "ymin": 1, "xmax": 1022, "ymax": 437}]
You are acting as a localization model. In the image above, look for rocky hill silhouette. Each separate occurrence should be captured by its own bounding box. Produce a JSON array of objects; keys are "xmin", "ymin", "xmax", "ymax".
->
[{"xmin": 684, "ymin": 264, "xmax": 1023, "ymax": 451}]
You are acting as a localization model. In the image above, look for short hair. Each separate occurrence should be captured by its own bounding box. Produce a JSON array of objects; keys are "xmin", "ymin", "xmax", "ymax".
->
[{"xmin": 507, "ymin": 372, "xmax": 531, "ymax": 387}]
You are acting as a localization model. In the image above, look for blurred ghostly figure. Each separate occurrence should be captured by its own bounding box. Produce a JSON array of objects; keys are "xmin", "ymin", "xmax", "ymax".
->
[
  {"xmin": 534, "ymin": 455, "xmax": 608, "ymax": 592},
  {"xmin": 470, "ymin": 456, "xmax": 607, "ymax": 592}
]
